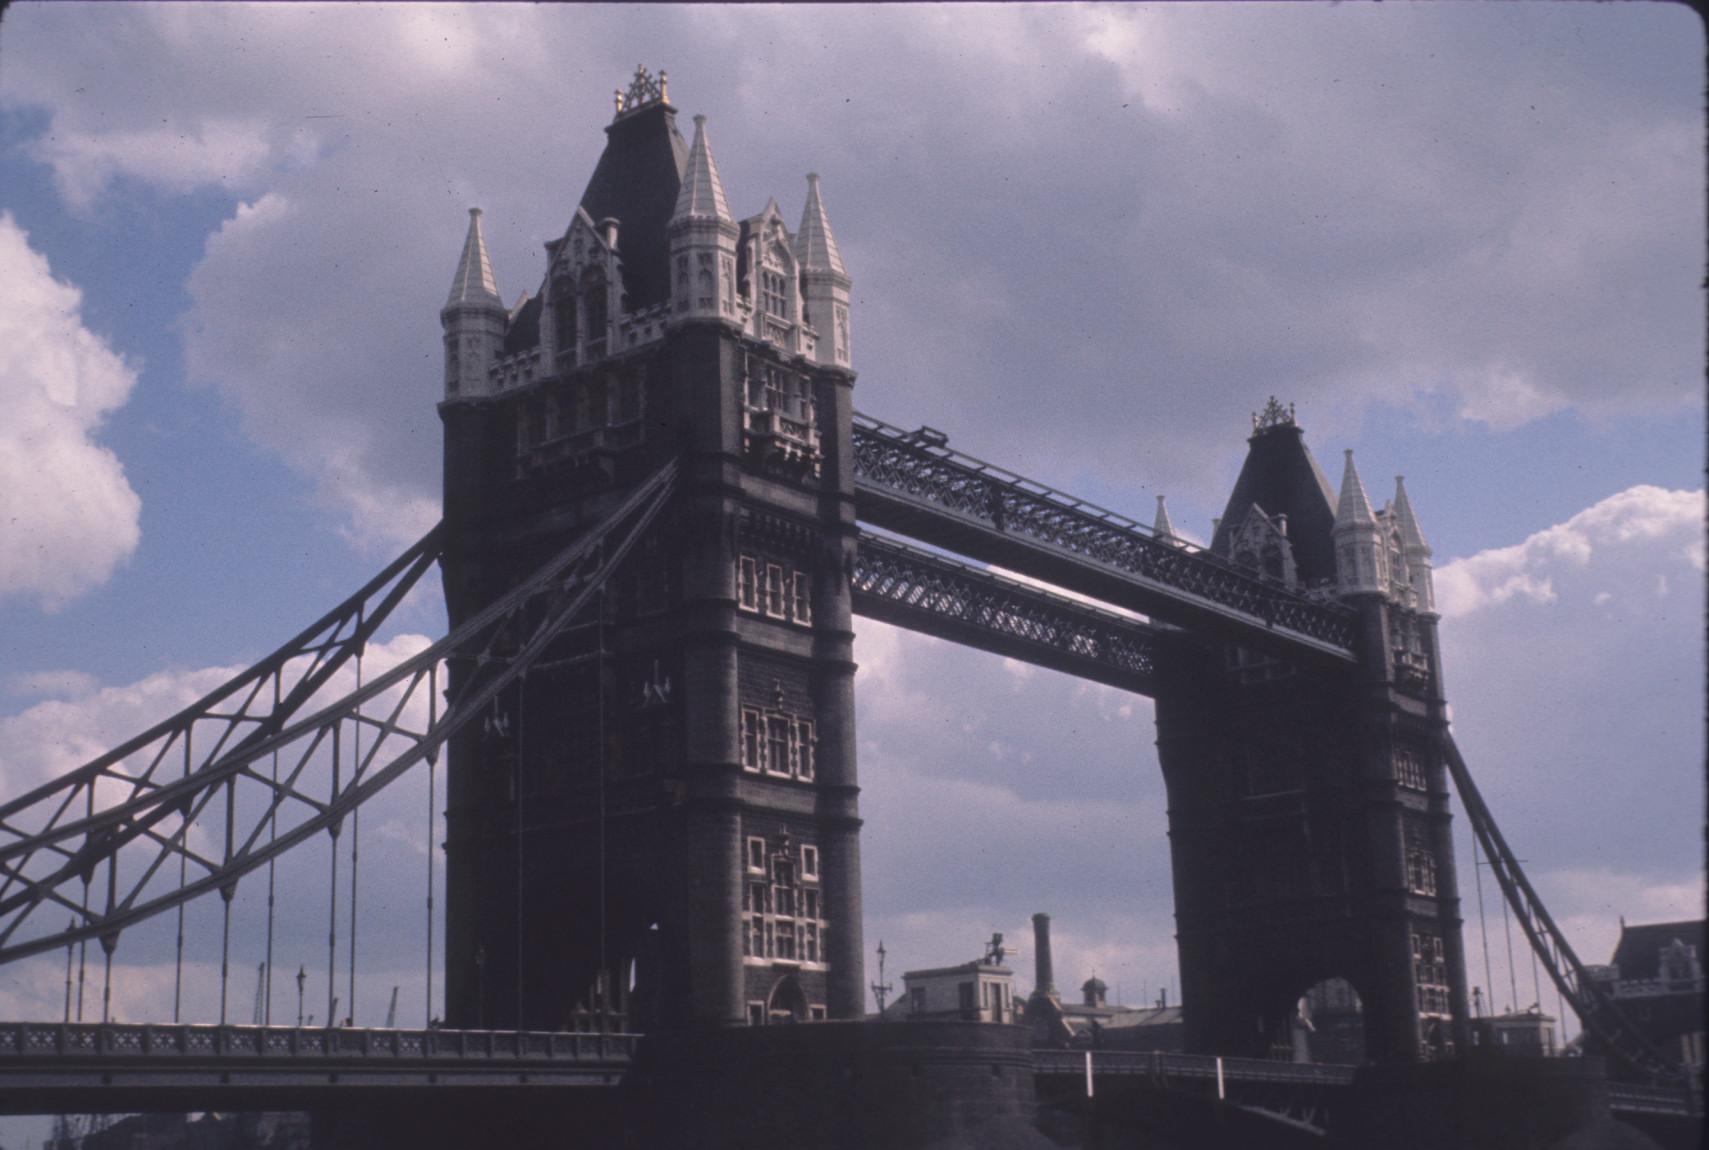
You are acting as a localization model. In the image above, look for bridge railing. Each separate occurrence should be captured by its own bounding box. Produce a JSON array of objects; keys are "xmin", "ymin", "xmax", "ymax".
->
[
  {"xmin": 1032, "ymin": 1048, "xmax": 1357, "ymax": 1087},
  {"xmin": 0, "ymin": 1022, "xmax": 640, "ymax": 1063},
  {"xmin": 849, "ymin": 413, "xmax": 1358, "ymax": 656}
]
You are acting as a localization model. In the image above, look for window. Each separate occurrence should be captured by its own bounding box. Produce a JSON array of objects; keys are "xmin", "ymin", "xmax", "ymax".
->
[
  {"xmin": 803, "ymin": 890, "xmax": 819, "ymax": 919},
  {"xmin": 809, "ymin": 1005, "xmax": 826, "ymax": 1022},
  {"xmin": 553, "ymin": 291, "xmax": 576, "ymax": 359},
  {"xmin": 765, "ymin": 564, "xmax": 786, "ymax": 618},
  {"xmin": 1396, "ymin": 748, "xmax": 1427, "ymax": 791},
  {"xmin": 795, "ymin": 721, "xmax": 815, "ymax": 780},
  {"xmin": 1405, "ymin": 826, "xmax": 1438, "ymax": 896},
  {"xmin": 801, "ymin": 845, "xmax": 820, "ymax": 880},
  {"xmin": 741, "ymin": 709, "xmax": 762, "ymax": 772},
  {"xmin": 738, "ymin": 557, "xmax": 759, "ymax": 612},
  {"xmin": 766, "ymin": 716, "xmax": 793, "ymax": 776},
  {"xmin": 747, "ymin": 836, "xmax": 766, "ymax": 872},
  {"xmin": 792, "ymin": 572, "xmax": 812, "ymax": 626},
  {"xmin": 794, "ymin": 376, "xmax": 812, "ymax": 422},
  {"xmin": 805, "ymin": 923, "xmax": 819, "ymax": 963},
  {"xmin": 761, "ymin": 269, "xmax": 789, "ymax": 320},
  {"xmin": 910, "ymin": 987, "xmax": 926, "ymax": 1013}
]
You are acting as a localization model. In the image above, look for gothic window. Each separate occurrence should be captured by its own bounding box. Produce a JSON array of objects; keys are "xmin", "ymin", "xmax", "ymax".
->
[
  {"xmin": 795, "ymin": 720, "xmax": 815, "ymax": 780},
  {"xmin": 1412, "ymin": 931, "xmax": 1451, "ymax": 1024},
  {"xmin": 763, "ymin": 366, "xmax": 786, "ymax": 413},
  {"xmin": 1404, "ymin": 825, "xmax": 1438, "ymax": 896},
  {"xmin": 697, "ymin": 252, "xmax": 715, "ymax": 310},
  {"xmin": 1395, "ymin": 748, "xmax": 1428, "ymax": 791},
  {"xmin": 794, "ymin": 375, "xmax": 813, "ymax": 422},
  {"xmin": 553, "ymin": 288, "xmax": 577, "ymax": 360},
  {"xmin": 741, "ymin": 709, "xmax": 763, "ymax": 772},
  {"xmin": 675, "ymin": 254, "xmax": 689, "ymax": 304},
  {"xmin": 747, "ymin": 836, "xmax": 765, "ymax": 872},
  {"xmin": 1262, "ymin": 545, "xmax": 1284, "ymax": 581},
  {"xmin": 766, "ymin": 715, "xmax": 792, "ymax": 776},
  {"xmin": 802, "ymin": 845, "xmax": 820, "ymax": 881},
  {"xmin": 582, "ymin": 269, "xmax": 608, "ymax": 355},
  {"xmin": 761, "ymin": 269, "xmax": 789, "ymax": 321},
  {"xmin": 792, "ymin": 572, "xmax": 812, "ymax": 626},
  {"xmin": 764, "ymin": 563, "xmax": 787, "ymax": 618},
  {"xmin": 738, "ymin": 557, "xmax": 759, "ymax": 612}
]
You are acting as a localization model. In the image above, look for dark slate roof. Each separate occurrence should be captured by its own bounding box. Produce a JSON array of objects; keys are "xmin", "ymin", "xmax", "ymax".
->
[
  {"xmin": 502, "ymin": 295, "xmax": 541, "ymax": 356},
  {"xmin": 577, "ymin": 101, "xmax": 689, "ymax": 312},
  {"xmin": 1210, "ymin": 421, "xmax": 1339, "ymax": 586},
  {"xmin": 1610, "ymin": 920, "xmax": 1705, "ymax": 981}
]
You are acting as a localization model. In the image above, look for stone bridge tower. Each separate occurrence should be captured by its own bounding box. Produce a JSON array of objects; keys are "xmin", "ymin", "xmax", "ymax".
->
[
  {"xmin": 436, "ymin": 70, "xmax": 862, "ymax": 1031},
  {"xmin": 1154, "ymin": 399, "xmax": 1470, "ymax": 1064}
]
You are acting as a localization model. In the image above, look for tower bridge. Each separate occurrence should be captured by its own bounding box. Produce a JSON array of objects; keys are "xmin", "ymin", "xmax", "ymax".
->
[{"xmin": 0, "ymin": 72, "xmax": 1697, "ymax": 1149}]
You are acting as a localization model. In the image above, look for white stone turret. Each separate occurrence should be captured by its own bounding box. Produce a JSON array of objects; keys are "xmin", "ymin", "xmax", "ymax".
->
[
  {"xmin": 1333, "ymin": 449, "xmax": 1385, "ymax": 595},
  {"xmin": 1153, "ymin": 494, "xmax": 1179, "ymax": 544},
  {"xmin": 1391, "ymin": 476, "xmax": 1435, "ymax": 613},
  {"xmin": 441, "ymin": 208, "xmax": 507, "ymax": 400},
  {"xmin": 797, "ymin": 172, "xmax": 852, "ymax": 369},
  {"xmin": 668, "ymin": 114, "xmax": 740, "ymax": 324}
]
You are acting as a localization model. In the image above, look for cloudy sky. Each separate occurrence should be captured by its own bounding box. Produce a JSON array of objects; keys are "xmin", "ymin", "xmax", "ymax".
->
[{"xmin": 0, "ymin": 0, "xmax": 1702, "ymax": 1079}]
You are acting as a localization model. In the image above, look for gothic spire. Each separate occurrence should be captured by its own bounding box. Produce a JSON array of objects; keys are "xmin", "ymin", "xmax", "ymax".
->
[
  {"xmin": 1391, "ymin": 476, "xmax": 1431, "ymax": 555},
  {"xmin": 1153, "ymin": 494, "xmax": 1177, "ymax": 541},
  {"xmin": 671, "ymin": 115, "xmax": 731, "ymax": 224},
  {"xmin": 796, "ymin": 172, "xmax": 847, "ymax": 280},
  {"xmin": 446, "ymin": 208, "xmax": 502, "ymax": 309},
  {"xmin": 1334, "ymin": 450, "xmax": 1376, "ymax": 529}
]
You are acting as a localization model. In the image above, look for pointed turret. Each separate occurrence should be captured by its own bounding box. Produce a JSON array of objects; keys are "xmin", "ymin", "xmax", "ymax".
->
[
  {"xmin": 668, "ymin": 114, "xmax": 740, "ymax": 325},
  {"xmin": 441, "ymin": 208, "xmax": 508, "ymax": 401},
  {"xmin": 1333, "ymin": 450, "xmax": 1385, "ymax": 595},
  {"xmin": 797, "ymin": 172, "xmax": 853, "ymax": 369},
  {"xmin": 796, "ymin": 173, "xmax": 847, "ymax": 279},
  {"xmin": 446, "ymin": 208, "xmax": 503, "ymax": 309},
  {"xmin": 1154, "ymin": 494, "xmax": 1179, "ymax": 543},
  {"xmin": 1392, "ymin": 476, "xmax": 1435, "ymax": 613},
  {"xmin": 672, "ymin": 114, "xmax": 732, "ymax": 224}
]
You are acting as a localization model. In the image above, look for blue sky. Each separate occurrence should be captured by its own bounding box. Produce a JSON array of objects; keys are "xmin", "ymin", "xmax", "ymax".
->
[{"xmin": 0, "ymin": 2, "xmax": 1702, "ymax": 1103}]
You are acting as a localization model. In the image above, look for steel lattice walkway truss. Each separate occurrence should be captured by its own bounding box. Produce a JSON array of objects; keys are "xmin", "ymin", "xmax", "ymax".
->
[{"xmin": 0, "ymin": 462, "xmax": 677, "ymax": 971}]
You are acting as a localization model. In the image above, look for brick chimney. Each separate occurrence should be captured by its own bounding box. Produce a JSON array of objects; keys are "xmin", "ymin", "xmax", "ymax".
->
[{"xmin": 1031, "ymin": 913, "xmax": 1057, "ymax": 998}]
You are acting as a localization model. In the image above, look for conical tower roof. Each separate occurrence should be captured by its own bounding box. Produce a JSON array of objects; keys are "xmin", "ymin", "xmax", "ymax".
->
[
  {"xmin": 1334, "ymin": 450, "xmax": 1377, "ymax": 529},
  {"xmin": 796, "ymin": 172, "xmax": 847, "ymax": 279},
  {"xmin": 446, "ymin": 208, "xmax": 502, "ymax": 309},
  {"xmin": 1391, "ymin": 476, "xmax": 1430, "ymax": 554},
  {"xmin": 1153, "ymin": 494, "xmax": 1177, "ymax": 540},
  {"xmin": 672, "ymin": 115, "xmax": 732, "ymax": 224},
  {"xmin": 1210, "ymin": 405, "xmax": 1338, "ymax": 584}
]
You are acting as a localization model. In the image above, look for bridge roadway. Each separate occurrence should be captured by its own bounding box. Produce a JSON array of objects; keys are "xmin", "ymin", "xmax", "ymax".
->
[{"xmin": 0, "ymin": 1022, "xmax": 1695, "ymax": 1121}]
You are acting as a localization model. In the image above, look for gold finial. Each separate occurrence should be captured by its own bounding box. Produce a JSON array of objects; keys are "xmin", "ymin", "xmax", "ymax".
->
[
  {"xmin": 614, "ymin": 88, "xmax": 625, "ymax": 117},
  {"xmin": 659, "ymin": 69, "xmax": 669, "ymax": 103},
  {"xmin": 616, "ymin": 65, "xmax": 667, "ymax": 120}
]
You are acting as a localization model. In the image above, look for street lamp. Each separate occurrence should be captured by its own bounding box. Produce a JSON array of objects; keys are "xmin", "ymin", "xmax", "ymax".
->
[
  {"xmin": 871, "ymin": 941, "xmax": 893, "ymax": 1019},
  {"xmin": 295, "ymin": 965, "xmax": 306, "ymax": 1028}
]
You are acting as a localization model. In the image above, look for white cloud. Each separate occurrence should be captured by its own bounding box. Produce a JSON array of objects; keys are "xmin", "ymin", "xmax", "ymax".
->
[
  {"xmin": 1435, "ymin": 486, "xmax": 1703, "ymax": 618},
  {"xmin": 0, "ymin": 214, "xmax": 142, "ymax": 609}
]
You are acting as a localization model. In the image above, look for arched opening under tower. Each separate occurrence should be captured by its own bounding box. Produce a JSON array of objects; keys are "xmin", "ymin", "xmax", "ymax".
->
[{"xmin": 1296, "ymin": 976, "xmax": 1365, "ymax": 1064}]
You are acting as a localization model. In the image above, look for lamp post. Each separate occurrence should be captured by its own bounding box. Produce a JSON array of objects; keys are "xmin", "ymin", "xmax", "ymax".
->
[
  {"xmin": 871, "ymin": 941, "xmax": 893, "ymax": 1019},
  {"xmin": 295, "ymin": 965, "xmax": 306, "ymax": 1028}
]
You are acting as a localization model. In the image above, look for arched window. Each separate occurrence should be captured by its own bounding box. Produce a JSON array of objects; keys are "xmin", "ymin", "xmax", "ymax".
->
[
  {"xmin": 552, "ymin": 282, "xmax": 577, "ymax": 362},
  {"xmin": 581, "ymin": 268, "xmax": 608, "ymax": 357}
]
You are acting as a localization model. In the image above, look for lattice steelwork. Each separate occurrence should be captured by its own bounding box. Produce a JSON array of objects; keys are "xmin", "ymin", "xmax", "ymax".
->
[
  {"xmin": 852, "ymin": 533, "xmax": 1157, "ymax": 695},
  {"xmin": 850, "ymin": 413, "xmax": 1357, "ymax": 658},
  {"xmin": 1445, "ymin": 737, "xmax": 1686, "ymax": 1085},
  {"xmin": 0, "ymin": 462, "xmax": 678, "ymax": 971}
]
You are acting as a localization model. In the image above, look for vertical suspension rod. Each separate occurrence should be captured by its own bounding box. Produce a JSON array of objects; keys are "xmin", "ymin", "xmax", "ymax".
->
[
  {"xmin": 265, "ymin": 670, "xmax": 280, "ymax": 1026},
  {"xmin": 174, "ymin": 731, "xmax": 190, "ymax": 1022},
  {"xmin": 349, "ymin": 649, "xmax": 362, "ymax": 1026},
  {"xmin": 219, "ymin": 775, "xmax": 235, "ymax": 1024},
  {"xmin": 426, "ymin": 662, "xmax": 437, "ymax": 1026},
  {"xmin": 328, "ymin": 722, "xmax": 341, "ymax": 1027}
]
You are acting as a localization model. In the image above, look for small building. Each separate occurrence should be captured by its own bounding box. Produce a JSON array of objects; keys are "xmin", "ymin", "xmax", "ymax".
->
[
  {"xmin": 1022, "ymin": 912, "xmax": 1185, "ymax": 1052},
  {"xmin": 896, "ymin": 958, "xmax": 1017, "ymax": 1023},
  {"xmin": 1471, "ymin": 1007, "xmax": 1557, "ymax": 1056}
]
